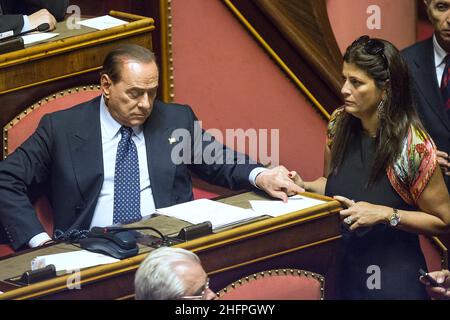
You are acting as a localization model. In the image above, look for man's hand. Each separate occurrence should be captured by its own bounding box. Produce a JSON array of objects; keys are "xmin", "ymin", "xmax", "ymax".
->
[
  {"xmin": 255, "ymin": 166, "xmax": 305, "ymax": 202},
  {"xmin": 437, "ymin": 150, "xmax": 450, "ymax": 176},
  {"xmin": 420, "ymin": 269, "xmax": 450, "ymax": 300},
  {"xmin": 28, "ymin": 9, "xmax": 57, "ymax": 31}
]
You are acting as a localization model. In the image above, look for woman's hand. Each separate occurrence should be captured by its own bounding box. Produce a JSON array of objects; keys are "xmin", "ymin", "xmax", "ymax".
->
[
  {"xmin": 288, "ymin": 171, "xmax": 305, "ymax": 189},
  {"xmin": 334, "ymin": 196, "xmax": 391, "ymax": 231},
  {"xmin": 436, "ymin": 150, "xmax": 450, "ymax": 176},
  {"xmin": 420, "ymin": 269, "xmax": 450, "ymax": 300}
]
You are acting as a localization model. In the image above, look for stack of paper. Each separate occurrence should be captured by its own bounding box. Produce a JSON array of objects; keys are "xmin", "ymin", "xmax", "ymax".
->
[
  {"xmin": 31, "ymin": 250, "xmax": 119, "ymax": 272},
  {"xmin": 76, "ymin": 15, "xmax": 128, "ymax": 30},
  {"xmin": 249, "ymin": 195, "xmax": 326, "ymax": 217},
  {"xmin": 22, "ymin": 33, "xmax": 59, "ymax": 45},
  {"xmin": 156, "ymin": 199, "xmax": 263, "ymax": 230}
]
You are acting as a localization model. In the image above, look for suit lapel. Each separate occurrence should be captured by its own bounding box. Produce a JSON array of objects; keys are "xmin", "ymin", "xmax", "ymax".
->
[
  {"xmin": 144, "ymin": 103, "xmax": 176, "ymax": 208},
  {"xmin": 67, "ymin": 98, "xmax": 104, "ymax": 208},
  {"xmin": 412, "ymin": 39, "xmax": 450, "ymax": 131}
]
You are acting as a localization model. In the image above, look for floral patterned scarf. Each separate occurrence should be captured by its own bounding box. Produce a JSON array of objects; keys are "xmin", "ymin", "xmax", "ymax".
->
[{"xmin": 327, "ymin": 108, "xmax": 437, "ymax": 206}]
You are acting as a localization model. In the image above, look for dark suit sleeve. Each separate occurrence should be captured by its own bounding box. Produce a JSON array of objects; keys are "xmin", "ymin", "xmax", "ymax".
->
[
  {"xmin": 0, "ymin": 14, "xmax": 25, "ymax": 35},
  {"xmin": 12, "ymin": 0, "xmax": 69, "ymax": 21},
  {"xmin": 0, "ymin": 114, "xmax": 53, "ymax": 249},
  {"xmin": 29, "ymin": 0, "xmax": 69, "ymax": 21},
  {"xmin": 185, "ymin": 106, "xmax": 262, "ymax": 190}
]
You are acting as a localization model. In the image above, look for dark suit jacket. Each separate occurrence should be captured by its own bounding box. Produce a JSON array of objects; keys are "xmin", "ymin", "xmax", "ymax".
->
[
  {"xmin": 402, "ymin": 37, "xmax": 450, "ymax": 190},
  {"xmin": 0, "ymin": 97, "xmax": 260, "ymax": 249},
  {"xmin": 0, "ymin": 0, "xmax": 69, "ymax": 35}
]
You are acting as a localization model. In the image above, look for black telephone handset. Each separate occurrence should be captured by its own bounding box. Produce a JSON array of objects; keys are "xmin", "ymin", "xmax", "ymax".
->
[
  {"xmin": 419, "ymin": 268, "xmax": 444, "ymax": 288},
  {"xmin": 79, "ymin": 227, "xmax": 139, "ymax": 259}
]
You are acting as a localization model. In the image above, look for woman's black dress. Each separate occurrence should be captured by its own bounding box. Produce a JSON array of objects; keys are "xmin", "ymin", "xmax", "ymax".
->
[{"xmin": 325, "ymin": 132, "xmax": 429, "ymax": 300}]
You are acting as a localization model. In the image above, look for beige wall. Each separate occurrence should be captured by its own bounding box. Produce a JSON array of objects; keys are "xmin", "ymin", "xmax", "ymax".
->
[{"xmin": 327, "ymin": 0, "xmax": 417, "ymax": 52}]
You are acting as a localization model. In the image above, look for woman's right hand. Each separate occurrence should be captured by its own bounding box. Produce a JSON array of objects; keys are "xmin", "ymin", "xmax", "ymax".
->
[
  {"xmin": 288, "ymin": 171, "xmax": 305, "ymax": 189},
  {"xmin": 437, "ymin": 150, "xmax": 450, "ymax": 176},
  {"xmin": 420, "ymin": 269, "xmax": 450, "ymax": 300}
]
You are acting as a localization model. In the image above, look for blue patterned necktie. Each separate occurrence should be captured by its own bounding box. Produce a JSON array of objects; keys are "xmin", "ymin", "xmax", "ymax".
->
[
  {"xmin": 440, "ymin": 54, "xmax": 450, "ymax": 120},
  {"xmin": 113, "ymin": 126, "xmax": 141, "ymax": 224}
]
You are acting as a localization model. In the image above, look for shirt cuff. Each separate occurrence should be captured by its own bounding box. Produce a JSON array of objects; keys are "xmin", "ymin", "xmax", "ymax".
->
[
  {"xmin": 21, "ymin": 15, "xmax": 31, "ymax": 33},
  {"xmin": 28, "ymin": 232, "xmax": 52, "ymax": 248},
  {"xmin": 249, "ymin": 167, "xmax": 268, "ymax": 189}
]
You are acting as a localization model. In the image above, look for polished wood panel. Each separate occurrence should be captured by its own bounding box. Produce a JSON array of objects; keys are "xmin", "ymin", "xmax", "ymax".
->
[{"xmin": 253, "ymin": 0, "xmax": 343, "ymax": 99}]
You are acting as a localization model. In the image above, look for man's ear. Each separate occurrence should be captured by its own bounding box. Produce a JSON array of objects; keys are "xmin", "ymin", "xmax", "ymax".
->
[
  {"xmin": 100, "ymin": 74, "xmax": 112, "ymax": 97},
  {"xmin": 424, "ymin": 0, "xmax": 432, "ymax": 21}
]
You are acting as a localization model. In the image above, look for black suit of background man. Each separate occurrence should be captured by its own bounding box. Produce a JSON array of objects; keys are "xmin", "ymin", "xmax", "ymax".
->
[
  {"xmin": 0, "ymin": 0, "xmax": 69, "ymax": 35},
  {"xmin": 402, "ymin": 0, "xmax": 450, "ymax": 192}
]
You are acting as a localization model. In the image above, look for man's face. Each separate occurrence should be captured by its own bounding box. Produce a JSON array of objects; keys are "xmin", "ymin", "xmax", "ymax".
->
[
  {"xmin": 426, "ymin": 0, "xmax": 450, "ymax": 50},
  {"xmin": 101, "ymin": 60, "xmax": 159, "ymax": 127},
  {"xmin": 178, "ymin": 261, "xmax": 217, "ymax": 300}
]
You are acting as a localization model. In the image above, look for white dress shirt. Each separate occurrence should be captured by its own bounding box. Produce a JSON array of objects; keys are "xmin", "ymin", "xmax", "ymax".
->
[
  {"xmin": 28, "ymin": 97, "xmax": 265, "ymax": 247},
  {"xmin": 89, "ymin": 97, "xmax": 156, "ymax": 228},
  {"xmin": 433, "ymin": 34, "xmax": 448, "ymax": 87}
]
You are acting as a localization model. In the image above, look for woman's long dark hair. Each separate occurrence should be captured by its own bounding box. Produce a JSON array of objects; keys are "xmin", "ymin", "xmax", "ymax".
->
[{"xmin": 330, "ymin": 37, "xmax": 425, "ymax": 186}]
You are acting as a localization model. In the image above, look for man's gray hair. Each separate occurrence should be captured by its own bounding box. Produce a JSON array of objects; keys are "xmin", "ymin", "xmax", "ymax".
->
[{"xmin": 134, "ymin": 247, "xmax": 201, "ymax": 300}]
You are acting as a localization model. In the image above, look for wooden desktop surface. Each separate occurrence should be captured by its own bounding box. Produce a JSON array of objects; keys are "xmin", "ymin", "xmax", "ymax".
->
[{"xmin": 0, "ymin": 191, "xmax": 342, "ymax": 300}]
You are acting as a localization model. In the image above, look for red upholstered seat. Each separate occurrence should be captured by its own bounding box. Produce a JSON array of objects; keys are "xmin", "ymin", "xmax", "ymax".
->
[
  {"xmin": 0, "ymin": 86, "xmax": 101, "ymax": 257},
  {"xmin": 6, "ymin": 88, "xmax": 101, "ymax": 155},
  {"xmin": 218, "ymin": 269, "xmax": 325, "ymax": 300}
]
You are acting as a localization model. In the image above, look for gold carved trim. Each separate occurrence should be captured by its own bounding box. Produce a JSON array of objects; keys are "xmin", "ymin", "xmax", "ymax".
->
[
  {"xmin": 432, "ymin": 236, "xmax": 448, "ymax": 270},
  {"xmin": 178, "ymin": 201, "xmax": 340, "ymax": 253},
  {"xmin": 160, "ymin": 0, "xmax": 175, "ymax": 102},
  {"xmin": 3, "ymin": 85, "xmax": 101, "ymax": 160},
  {"xmin": 217, "ymin": 268, "xmax": 325, "ymax": 300},
  {"xmin": 222, "ymin": 0, "xmax": 330, "ymax": 120}
]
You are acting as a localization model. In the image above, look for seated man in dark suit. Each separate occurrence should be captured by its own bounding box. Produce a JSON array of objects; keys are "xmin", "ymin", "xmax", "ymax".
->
[
  {"xmin": 0, "ymin": 44, "xmax": 303, "ymax": 250},
  {"xmin": 0, "ymin": 0, "xmax": 69, "ymax": 37},
  {"xmin": 402, "ymin": 0, "xmax": 450, "ymax": 192}
]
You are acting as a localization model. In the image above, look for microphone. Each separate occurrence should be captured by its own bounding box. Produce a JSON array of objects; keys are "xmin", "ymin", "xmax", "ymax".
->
[{"xmin": 0, "ymin": 23, "xmax": 50, "ymax": 42}]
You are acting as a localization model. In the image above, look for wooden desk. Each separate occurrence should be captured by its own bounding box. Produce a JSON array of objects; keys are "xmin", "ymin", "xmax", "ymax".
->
[{"xmin": 0, "ymin": 192, "xmax": 342, "ymax": 300}]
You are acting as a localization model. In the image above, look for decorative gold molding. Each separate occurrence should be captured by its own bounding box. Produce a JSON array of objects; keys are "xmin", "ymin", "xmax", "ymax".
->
[
  {"xmin": 222, "ymin": 0, "xmax": 330, "ymax": 120},
  {"xmin": 3, "ymin": 85, "xmax": 101, "ymax": 159},
  {"xmin": 159, "ymin": 0, "xmax": 175, "ymax": 102}
]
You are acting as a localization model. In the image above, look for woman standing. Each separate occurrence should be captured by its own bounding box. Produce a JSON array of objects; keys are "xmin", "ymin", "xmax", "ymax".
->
[{"xmin": 292, "ymin": 36, "xmax": 450, "ymax": 299}]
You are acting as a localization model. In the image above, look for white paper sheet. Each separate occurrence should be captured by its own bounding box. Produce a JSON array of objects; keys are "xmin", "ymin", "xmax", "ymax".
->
[
  {"xmin": 22, "ymin": 32, "xmax": 59, "ymax": 45},
  {"xmin": 250, "ymin": 195, "xmax": 326, "ymax": 217},
  {"xmin": 156, "ymin": 199, "xmax": 263, "ymax": 230},
  {"xmin": 31, "ymin": 250, "xmax": 119, "ymax": 272},
  {"xmin": 76, "ymin": 15, "xmax": 128, "ymax": 30}
]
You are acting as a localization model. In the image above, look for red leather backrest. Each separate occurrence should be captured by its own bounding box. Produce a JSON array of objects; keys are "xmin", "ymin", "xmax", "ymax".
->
[
  {"xmin": 218, "ymin": 270, "xmax": 324, "ymax": 300},
  {"xmin": 6, "ymin": 88, "xmax": 101, "ymax": 155}
]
